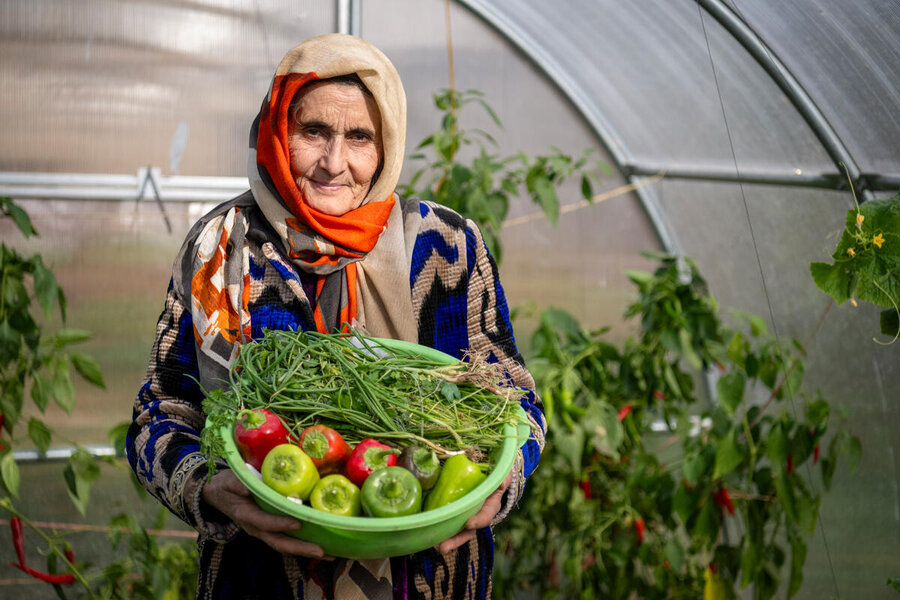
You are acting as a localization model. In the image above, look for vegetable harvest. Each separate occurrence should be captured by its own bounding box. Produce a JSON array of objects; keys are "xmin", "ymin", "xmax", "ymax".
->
[
  {"xmin": 201, "ymin": 328, "xmax": 522, "ymax": 464},
  {"xmin": 200, "ymin": 328, "xmax": 527, "ymax": 520}
]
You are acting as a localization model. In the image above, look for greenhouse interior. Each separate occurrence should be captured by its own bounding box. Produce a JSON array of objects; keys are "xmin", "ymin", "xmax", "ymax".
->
[{"xmin": 0, "ymin": 0, "xmax": 898, "ymax": 598}]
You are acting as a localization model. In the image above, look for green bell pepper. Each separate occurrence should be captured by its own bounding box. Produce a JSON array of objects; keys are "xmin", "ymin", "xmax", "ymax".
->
[
  {"xmin": 309, "ymin": 474, "xmax": 361, "ymax": 517},
  {"xmin": 360, "ymin": 466, "xmax": 422, "ymax": 517},
  {"xmin": 424, "ymin": 453, "xmax": 488, "ymax": 511}
]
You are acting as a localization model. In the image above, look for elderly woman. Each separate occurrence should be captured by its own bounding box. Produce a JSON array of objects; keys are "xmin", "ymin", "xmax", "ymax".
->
[{"xmin": 127, "ymin": 34, "xmax": 545, "ymax": 600}]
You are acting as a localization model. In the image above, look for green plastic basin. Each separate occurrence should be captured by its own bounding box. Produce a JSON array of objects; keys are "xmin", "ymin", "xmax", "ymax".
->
[{"xmin": 216, "ymin": 337, "xmax": 530, "ymax": 559}]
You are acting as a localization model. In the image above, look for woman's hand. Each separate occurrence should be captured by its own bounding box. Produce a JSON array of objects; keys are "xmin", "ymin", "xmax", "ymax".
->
[
  {"xmin": 201, "ymin": 469, "xmax": 329, "ymax": 559},
  {"xmin": 435, "ymin": 469, "xmax": 513, "ymax": 554}
]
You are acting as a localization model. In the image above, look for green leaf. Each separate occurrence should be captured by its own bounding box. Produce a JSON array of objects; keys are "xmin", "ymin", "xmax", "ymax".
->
[
  {"xmin": 673, "ymin": 484, "xmax": 696, "ymax": 523},
  {"xmin": 774, "ymin": 469, "xmax": 798, "ymax": 523},
  {"xmin": 31, "ymin": 260, "xmax": 59, "ymax": 317},
  {"xmin": 880, "ymin": 308, "xmax": 900, "ymax": 338},
  {"xmin": 439, "ymin": 381, "xmax": 460, "ymax": 401},
  {"xmin": 692, "ymin": 499, "xmax": 720, "ymax": 547},
  {"xmin": 805, "ymin": 398, "xmax": 830, "ymax": 428},
  {"xmin": 810, "ymin": 262, "xmax": 854, "ymax": 305},
  {"xmin": 682, "ymin": 449, "xmax": 711, "ymax": 485},
  {"xmin": 0, "ymin": 318, "xmax": 21, "ymax": 365},
  {"xmin": 788, "ymin": 534, "xmax": 807, "ymax": 598},
  {"xmin": 580, "ymin": 175, "xmax": 593, "ymax": 201},
  {"xmin": 767, "ymin": 422, "xmax": 790, "ymax": 468},
  {"xmin": 108, "ymin": 422, "xmax": 130, "ymax": 458},
  {"xmin": 2, "ymin": 198, "xmax": 38, "ymax": 238},
  {"xmin": 887, "ymin": 577, "xmax": 900, "ymax": 592},
  {"xmin": 716, "ymin": 371, "xmax": 746, "ymax": 415},
  {"xmin": 531, "ymin": 175, "xmax": 560, "ymax": 226},
  {"xmin": 625, "ymin": 270, "xmax": 653, "ymax": 287},
  {"xmin": 554, "ymin": 426, "xmax": 585, "ymax": 473},
  {"xmin": 64, "ymin": 449, "xmax": 100, "ymax": 516},
  {"xmin": 70, "ymin": 352, "xmax": 106, "ymax": 389},
  {"xmin": 1, "ymin": 451, "xmax": 20, "ymax": 498},
  {"xmin": 739, "ymin": 534, "xmax": 762, "ymax": 588},
  {"xmin": 53, "ymin": 329, "xmax": 93, "ymax": 347},
  {"xmin": 27, "ymin": 418, "xmax": 52, "ymax": 454},
  {"xmin": 52, "ymin": 367, "xmax": 76, "ymax": 414},
  {"xmin": 783, "ymin": 359, "xmax": 804, "ymax": 398},
  {"xmin": 31, "ymin": 372, "xmax": 51, "ymax": 412},
  {"xmin": 678, "ymin": 327, "xmax": 703, "ymax": 371},
  {"xmin": 713, "ymin": 426, "xmax": 743, "ymax": 479},
  {"xmin": 663, "ymin": 538, "xmax": 684, "ymax": 572},
  {"xmin": 582, "ymin": 401, "xmax": 624, "ymax": 459}
]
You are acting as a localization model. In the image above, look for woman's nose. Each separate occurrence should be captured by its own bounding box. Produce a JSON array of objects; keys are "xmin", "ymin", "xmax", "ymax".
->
[{"xmin": 319, "ymin": 136, "xmax": 347, "ymax": 175}]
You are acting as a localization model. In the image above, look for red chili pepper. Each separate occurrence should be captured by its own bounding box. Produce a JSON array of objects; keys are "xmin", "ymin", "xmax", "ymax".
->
[
  {"xmin": 708, "ymin": 562, "xmax": 718, "ymax": 574},
  {"xmin": 580, "ymin": 479, "xmax": 592, "ymax": 500},
  {"xmin": 7, "ymin": 518, "xmax": 75, "ymax": 585},
  {"xmin": 813, "ymin": 444, "xmax": 820, "ymax": 465},
  {"xmin": 713, "ymin": 488, "xmax": 735, "ymax": 515},
  {"xmin": 787, "ymin": 453, "xmax": 794, "ymax": 474},
  {"xmin": 634, "ymin": 517, "xmax": 645, "ymax": 545},
  {"xmin": 10, "ymin": 517, "xmax": 26, "ymax": 565},
  {"xmin": 653, "ymin": 389, "xmax": 667, "ymax": 401},
  {"xmin": 617, "ymin": 404, "xmax": 633, "ymax": 421}
]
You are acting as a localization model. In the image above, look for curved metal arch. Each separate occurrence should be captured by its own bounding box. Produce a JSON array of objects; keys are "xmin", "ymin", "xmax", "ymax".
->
[
  {"xmin": 454, "ymin": 0, "xmax": 681, "ymax": 254},
  {"xmin": 453, "ymin": 0, "xmax": 879, "ymax": 256},
  {"xmin": 697, "ymin": 0, "xmax": 871, "ymax": 200}
]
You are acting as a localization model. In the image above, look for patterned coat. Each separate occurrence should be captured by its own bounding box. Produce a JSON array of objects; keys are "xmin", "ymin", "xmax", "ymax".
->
[{"xmin": 127, "ymin": 192, "xmax": 546, "ymax": 599}]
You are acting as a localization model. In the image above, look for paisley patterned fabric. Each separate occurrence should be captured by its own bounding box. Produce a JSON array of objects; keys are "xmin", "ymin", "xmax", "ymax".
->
[{"xmin": 127, "ymin": 196, "xmax": 546, "ymax": 599}]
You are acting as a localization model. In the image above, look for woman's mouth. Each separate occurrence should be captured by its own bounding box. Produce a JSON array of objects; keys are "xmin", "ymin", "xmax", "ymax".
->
[{"xmin": 309, "ymin": 180, "xmax": 346, "ymax": 194}]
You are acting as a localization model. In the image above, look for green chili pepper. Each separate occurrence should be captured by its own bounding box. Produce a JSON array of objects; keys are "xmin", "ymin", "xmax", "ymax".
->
[
  {"xmin": 360, "ymin": 466, "xmax": 423, "ymax": 517},
  {"xmin": 424, "ymin": 453, "xmax": 488, "ymax": 511}
]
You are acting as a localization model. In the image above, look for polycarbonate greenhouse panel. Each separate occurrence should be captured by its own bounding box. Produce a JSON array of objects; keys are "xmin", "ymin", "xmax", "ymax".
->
[
  {"xmin": 362, "ymin": 0, "xmax": 664, "ymax": 334},
  {"xmin": 0, "ymin": 0, "xmax": 335, "ymax": 176},
  {"xmin": 652, "ymin": 179, "xmax": 900, "ymax": 599},
  {"xmin": 462, "ymin": 0, "xmax": 837, "ymax": 179},
  {"xmin": 731, "ymin": 0, "xmax": 900, "ymax": 178}
]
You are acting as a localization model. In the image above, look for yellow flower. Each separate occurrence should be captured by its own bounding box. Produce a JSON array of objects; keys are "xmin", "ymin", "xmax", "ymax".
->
[
  {"xmin": 851, "ymin": 298, "xmax": 858, "ymax": 307},
  {"xmin": 873, "ymin": 233, "xmax": 885, "ymax": 248},
  {"xmin": 847, "ymin": 248, "xmax": 856, "ymax": 257},
  {"xmin": 856, "ymin": 213, "xmax": 865, "ymax": 228}
]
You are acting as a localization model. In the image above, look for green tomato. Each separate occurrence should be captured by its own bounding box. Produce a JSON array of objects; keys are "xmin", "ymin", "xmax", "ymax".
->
[
  {"xmin": 310, "ymin": 474, "xmax": 361, "ymax": 517},
  {"xmin": 260, "ymin": 443, "xmax": 319, "ymax": 500}
]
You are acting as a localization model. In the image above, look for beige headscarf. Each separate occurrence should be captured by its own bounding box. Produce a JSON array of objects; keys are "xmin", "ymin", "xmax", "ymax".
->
[{"xmin": 248, "ymin": 33, "xmax": 418, "ymax": 343}]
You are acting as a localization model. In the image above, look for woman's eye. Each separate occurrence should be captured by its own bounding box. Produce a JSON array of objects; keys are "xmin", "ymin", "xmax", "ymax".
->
[{"xmin": 349, "ymin": 132, "xmax": 372, "ymax": 143}]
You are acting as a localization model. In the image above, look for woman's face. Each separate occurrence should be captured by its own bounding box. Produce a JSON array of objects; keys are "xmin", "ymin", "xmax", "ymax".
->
[{"xmin": 288, "ymin": 81, "xmax": 383, "ymax": 216}]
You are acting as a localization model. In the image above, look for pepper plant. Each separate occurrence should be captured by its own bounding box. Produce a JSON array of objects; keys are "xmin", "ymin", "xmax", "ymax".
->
[
  {"xmin": 399, "ymin": 88, "xmax": 608, "ymax": 263},
  {"xmin": 0, "ymin": 197, "xmax": 199, "ymax": 598},
  {"xmin": 492, "ymin": 253, "xmax": 861, "ymax": 599}
]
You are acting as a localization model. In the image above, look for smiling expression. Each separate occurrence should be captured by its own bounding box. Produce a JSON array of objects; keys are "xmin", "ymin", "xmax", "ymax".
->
[{"xmin": 287, "ymin": 81, "xmax": 383, "ymax": 216}]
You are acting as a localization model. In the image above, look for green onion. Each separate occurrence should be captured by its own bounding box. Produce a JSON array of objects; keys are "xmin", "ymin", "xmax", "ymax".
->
[{"xmin": 202, "ymin": 328, "xmax": 522, "ymax": 463}]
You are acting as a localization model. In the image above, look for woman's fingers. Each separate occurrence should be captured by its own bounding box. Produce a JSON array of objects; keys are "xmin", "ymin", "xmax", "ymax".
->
[
  {"xmin": 202, "ymin": 470, "xmax": 327, "ymax": 558},
  {"xmin": 437, "ymin": 529, "xmax": 476, "ymax": 554},
  {"xmin": 437, "ymin": 470, "xmax": 515, "ymax": 554}
]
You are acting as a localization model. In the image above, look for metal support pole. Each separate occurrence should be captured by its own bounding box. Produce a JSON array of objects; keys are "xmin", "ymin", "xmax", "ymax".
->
[{"xmin": 336, "ymin": 0, "xmax": 361, "ymax": 36}]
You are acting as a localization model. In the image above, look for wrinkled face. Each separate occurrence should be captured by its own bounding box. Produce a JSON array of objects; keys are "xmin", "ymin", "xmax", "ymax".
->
[{"xmin": 288, "ymin": 81, "xmax": 383, "ymax": 216}]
